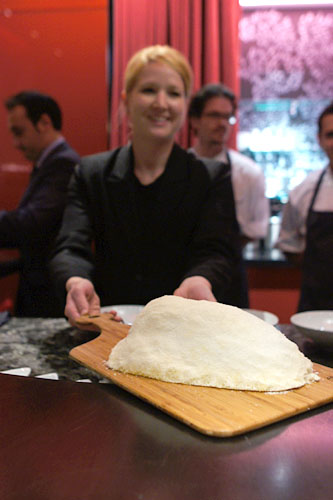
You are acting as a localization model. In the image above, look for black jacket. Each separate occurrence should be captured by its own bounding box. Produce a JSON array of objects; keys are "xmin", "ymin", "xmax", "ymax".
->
[
  {"xmin": 51, "ymin": 144, "xmax": 242, "ymax": 306},
  {"xmin": 0, "ymin": 141, "xmax": 80, "ymax": 316}
]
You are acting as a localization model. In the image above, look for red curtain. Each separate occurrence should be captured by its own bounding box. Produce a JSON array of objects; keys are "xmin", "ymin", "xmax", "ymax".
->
[{"xmin": 109, "ymin": 0, "xmax": 240, "ymax": 149}]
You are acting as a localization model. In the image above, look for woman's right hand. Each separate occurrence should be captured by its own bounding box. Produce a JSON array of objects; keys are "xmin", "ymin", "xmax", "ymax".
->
[{"xmin": 65, "ymin": 276, "xmax": 101, "ymax": 326}]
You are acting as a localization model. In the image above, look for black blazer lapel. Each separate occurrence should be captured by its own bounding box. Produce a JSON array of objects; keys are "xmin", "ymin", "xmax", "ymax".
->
[
  {"xmin": 19, "ymin": 141, "xmax": 78, "ymax": 206},
  {"xmin": 106, "ymin": 145, "xmax": 140, "ymax": 246},
  {"xmin": 104, "ymin": 144, "xmax": 191, "ymax": 246}
]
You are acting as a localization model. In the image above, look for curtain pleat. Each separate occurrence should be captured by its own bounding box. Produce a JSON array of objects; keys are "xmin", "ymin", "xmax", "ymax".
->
[
  {"xmin": 110, "ymin": 0, "xmax": 240, "ymax": 149},
  {"xmin": 110, "ymin": 0, "xmax": 168, "ymax": 148}
]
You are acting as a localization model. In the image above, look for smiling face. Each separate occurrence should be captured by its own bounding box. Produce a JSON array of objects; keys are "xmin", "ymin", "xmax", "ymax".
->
[
  {"xmin": 190, "ymin": 96, "xmax": 234, "ymax": 158},
  {"xmin": 319, "ymin": 114, "xmax": 333, "ymax": 170},
  {"xmin": 7, "ymin": 105, "xmax": 47, "ymax": 162},
  {"xmin": 123, "ymin": 61, "xmax": 187, "ymax": 145}
]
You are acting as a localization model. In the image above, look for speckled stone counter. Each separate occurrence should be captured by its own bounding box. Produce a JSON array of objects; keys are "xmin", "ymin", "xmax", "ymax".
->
[
  {"xmin": 1, "ymin": 316, "xmax": 333, "ymax": 383},
  {"xmin": 0, "ymin": 316, "xmax": 104, "ymax": 381}
]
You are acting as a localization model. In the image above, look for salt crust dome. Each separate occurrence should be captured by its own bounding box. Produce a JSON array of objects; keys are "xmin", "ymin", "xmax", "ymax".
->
[{"xmin": 107, "ymin": 295, "xmax": 319, "ymax": 392}]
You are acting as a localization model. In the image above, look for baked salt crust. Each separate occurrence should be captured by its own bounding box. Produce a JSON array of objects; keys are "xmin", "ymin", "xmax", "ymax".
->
[{"xmin": 107, "ymin": 295, "xmax": 319, "ymax": 392}]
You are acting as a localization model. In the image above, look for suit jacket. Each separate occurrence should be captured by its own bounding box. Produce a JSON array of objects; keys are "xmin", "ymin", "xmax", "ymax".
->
[
  {"xmin": 0, "ymin": 141, "xmax": 80, "ymax": 317},
  {"xmin": 51, "ymin": 144, "xmax": 242, "ymax": 306}
]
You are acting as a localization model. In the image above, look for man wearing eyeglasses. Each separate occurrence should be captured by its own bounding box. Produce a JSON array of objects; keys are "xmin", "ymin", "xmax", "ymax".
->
[{"xmin": 188, "ymin": 83, "xmax": 269, "ymax": 247}]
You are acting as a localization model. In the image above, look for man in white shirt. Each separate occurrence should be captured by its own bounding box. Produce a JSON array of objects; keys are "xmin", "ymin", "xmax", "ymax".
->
[
  {"xmin": 188, "ymin": 83, "xmax": 269, "ymax": 247},
  {"xmin": 188, "ymin": 84, "xmax": 269, "ymax": 308},
  {"xmin": 277, "ymin": 102, "xmax": 333, "ymax": 311}
]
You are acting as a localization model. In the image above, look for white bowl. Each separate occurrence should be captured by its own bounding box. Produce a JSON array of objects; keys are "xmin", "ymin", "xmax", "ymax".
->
[
  {"xmin": 290, "ymin": 310, "xmax": 333, "ymax": 347},
  {"xmin": 243, "ymin": 309, "xmax": 279, "ymax": 326},
  {"xmin": 100, "ymin": 304, "xmax": 144, "ymax": 325}
]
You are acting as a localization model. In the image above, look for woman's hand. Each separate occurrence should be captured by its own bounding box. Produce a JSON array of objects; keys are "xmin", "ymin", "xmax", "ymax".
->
[
  {"xmin": 173, "ymin": 276, "xmax": 216, "ymax": 302},
  {"xmin": 65, "ymin": 276, "xmax": 101, "ymax": 326}
]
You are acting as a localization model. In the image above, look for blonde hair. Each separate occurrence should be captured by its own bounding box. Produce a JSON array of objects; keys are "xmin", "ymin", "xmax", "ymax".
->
[{"xmin": 124, "ymin": 45, "xmax": 193, "ymax": 97}]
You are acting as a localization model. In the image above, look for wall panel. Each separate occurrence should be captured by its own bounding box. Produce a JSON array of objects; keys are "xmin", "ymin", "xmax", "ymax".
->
[{"xmin": 0, "ymin": 1, "xmax": 108, "ymax": 311}]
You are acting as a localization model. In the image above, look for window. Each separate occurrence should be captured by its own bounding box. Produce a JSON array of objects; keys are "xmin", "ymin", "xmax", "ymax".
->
[{"xmin": 238, "ymin": 5, "xmax": 333, "ymax": 201}]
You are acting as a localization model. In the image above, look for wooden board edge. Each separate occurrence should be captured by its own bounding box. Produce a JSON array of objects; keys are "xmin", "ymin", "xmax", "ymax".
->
[{"xmin": 69, "ymin": 344, "xmax": 333, "ymax": 437}]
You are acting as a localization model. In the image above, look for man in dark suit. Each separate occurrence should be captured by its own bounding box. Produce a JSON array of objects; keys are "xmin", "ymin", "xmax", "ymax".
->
[{"xmin": 1, "ymin": 90, "xmax": 80, "ymax": 317}]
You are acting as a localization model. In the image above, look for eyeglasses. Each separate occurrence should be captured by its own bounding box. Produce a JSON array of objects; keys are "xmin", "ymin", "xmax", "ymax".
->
[{"xmin": 202, "ymin": 112, "xmax": 236, "ymax": 125}]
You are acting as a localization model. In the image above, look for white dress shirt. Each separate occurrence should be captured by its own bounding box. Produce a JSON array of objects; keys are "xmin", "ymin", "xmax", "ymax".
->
[{"xmin": 189, "ymin": 147, "xmax": 270, "ymax": 240}]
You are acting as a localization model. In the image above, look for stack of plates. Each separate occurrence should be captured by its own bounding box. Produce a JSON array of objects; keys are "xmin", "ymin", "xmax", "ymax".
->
[
  {"xmin": 101, "ymin": 304, "xmax": 280, "ymax": 328},
  {"xmin": 291, "ymin": 310, "xmax": 333, "ymax": 348},
  {"xmin": 101, "ymin": 305, "xmax": 280, "ymax": 327}
]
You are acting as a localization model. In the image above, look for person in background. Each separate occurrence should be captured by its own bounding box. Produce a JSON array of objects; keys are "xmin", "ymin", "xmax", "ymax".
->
[
  {"xmin": 188, "ymin": 83, "xmax": 270, "ymax": 307},
  {"xmin": 276, "ymin": 102, "xmax": 333, "ymax": 312},
  {"xmin": 188, "ymin": 83, "xmax": 269, "ymax": 246},
  {"xmin": 1, "ymin": 90, "xmax": 80, "ymax": 317},
  {"xmin": 50, "ymin": 45, "xmax": 241, "ymax": 326}
]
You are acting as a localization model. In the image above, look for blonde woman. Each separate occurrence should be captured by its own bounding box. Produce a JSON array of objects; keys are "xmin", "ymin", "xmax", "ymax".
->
[{"xmin": 51, "ymin": 45, "xmax": 241, "ymax": 325}]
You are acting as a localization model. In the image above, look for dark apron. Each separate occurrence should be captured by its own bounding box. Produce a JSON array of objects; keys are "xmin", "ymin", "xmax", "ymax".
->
[{"xmin": 298, "ymin": 168, "xmax": 333, "ymax": 312}]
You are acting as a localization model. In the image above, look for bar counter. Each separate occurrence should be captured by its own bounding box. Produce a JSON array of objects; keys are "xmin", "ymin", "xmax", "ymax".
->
[
  {"xmin": 244, "ymin": 244, "xmax": 290, "ymax": 267},
  {"xmin": 1, "ymin": 316, "xmax": 333, "ymax": 499}
]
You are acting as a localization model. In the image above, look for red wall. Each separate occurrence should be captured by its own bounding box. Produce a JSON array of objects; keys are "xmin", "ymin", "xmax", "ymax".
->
[
  {"xmin": 0, "ymin": 2, "xmax": 302, "ymax": 321},
  {"xmin": 0, "ymin": 0, "xmax": 108, "ymax": 310},
  {"xmin": 248, "ymin": 267, "xmax": 301, "ymax": 324}
]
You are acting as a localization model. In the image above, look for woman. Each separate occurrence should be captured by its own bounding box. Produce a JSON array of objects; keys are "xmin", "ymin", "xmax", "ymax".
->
[{"xmin": 50, "ymin": 45, "xmax": 241, "ymax": 325}]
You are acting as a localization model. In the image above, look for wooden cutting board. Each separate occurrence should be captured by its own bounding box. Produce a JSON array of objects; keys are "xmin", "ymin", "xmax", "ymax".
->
[{"xmin": 70, "ymin": 313, "xmax": 333, "ymax": 437}]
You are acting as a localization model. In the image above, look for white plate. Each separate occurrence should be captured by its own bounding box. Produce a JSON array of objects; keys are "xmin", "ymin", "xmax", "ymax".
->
[
  {"xmin": 291, "ymin": 310, "xmax": 333, "ymax": 347},
  {"xmin": 100, "ymin": 304, "xmax": 144, "ymax": 325},
  {"xmin": 0, "ymin": 367, "xmax": 32, "ymax": 377},
  {"xmin": 243, "ymin": 309, "xmax": 279, "ymax": 326},
  {"xmin": 35, "ymin": 372, "xmax": 59, "ymax": 380}
]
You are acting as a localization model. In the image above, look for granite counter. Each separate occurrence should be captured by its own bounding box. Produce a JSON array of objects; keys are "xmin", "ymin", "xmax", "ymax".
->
[
  {"xmin": 1, "ymin": 316, "xmax": 332, "ymax": 382},
  {"xmin": 0, "ymin": 316, "xmax": 103, "ymax": 381}
]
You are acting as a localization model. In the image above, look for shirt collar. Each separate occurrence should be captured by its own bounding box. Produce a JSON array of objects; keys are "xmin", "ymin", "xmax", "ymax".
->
[
  {"xmin": 35, "ymin": 136, "xmax": 65, "ymax": 168},
  {"xmin": 189, "ymin": 146, "xmax": 228, "ymax": 163}
]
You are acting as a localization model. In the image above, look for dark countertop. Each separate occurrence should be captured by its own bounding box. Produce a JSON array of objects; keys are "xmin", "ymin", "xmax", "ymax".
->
[
  {"xmin": 1, "ymin": 316, "xmax": 333, "ymax": 500},
  {"xmin": 1, "ymin": 371, "xmax": 331, "ymax": 500}
]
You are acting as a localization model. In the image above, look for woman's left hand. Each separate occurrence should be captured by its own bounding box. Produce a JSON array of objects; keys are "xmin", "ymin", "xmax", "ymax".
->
[{"xmin": 173, "ymin": 276, "xmax": 216, "ymax": 302}]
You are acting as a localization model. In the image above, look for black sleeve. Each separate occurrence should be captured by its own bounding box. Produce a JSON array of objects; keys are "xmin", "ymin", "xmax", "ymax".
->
[
  {"xmin": 49, "ymin": 163, "xmax": 96, "ymax": 295},
  {"xmin": 183, "ymin": 163, "xmax": 242, "ymax": 298},
  {"xmin": 0, "ymin": 157, "xmax": 75, "ymax": 248}
]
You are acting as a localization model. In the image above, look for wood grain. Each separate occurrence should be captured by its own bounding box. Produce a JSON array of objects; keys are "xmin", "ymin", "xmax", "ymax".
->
[{"xmin": 70, "ymin": 313, "xmax": 333, "ymax": 437}]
